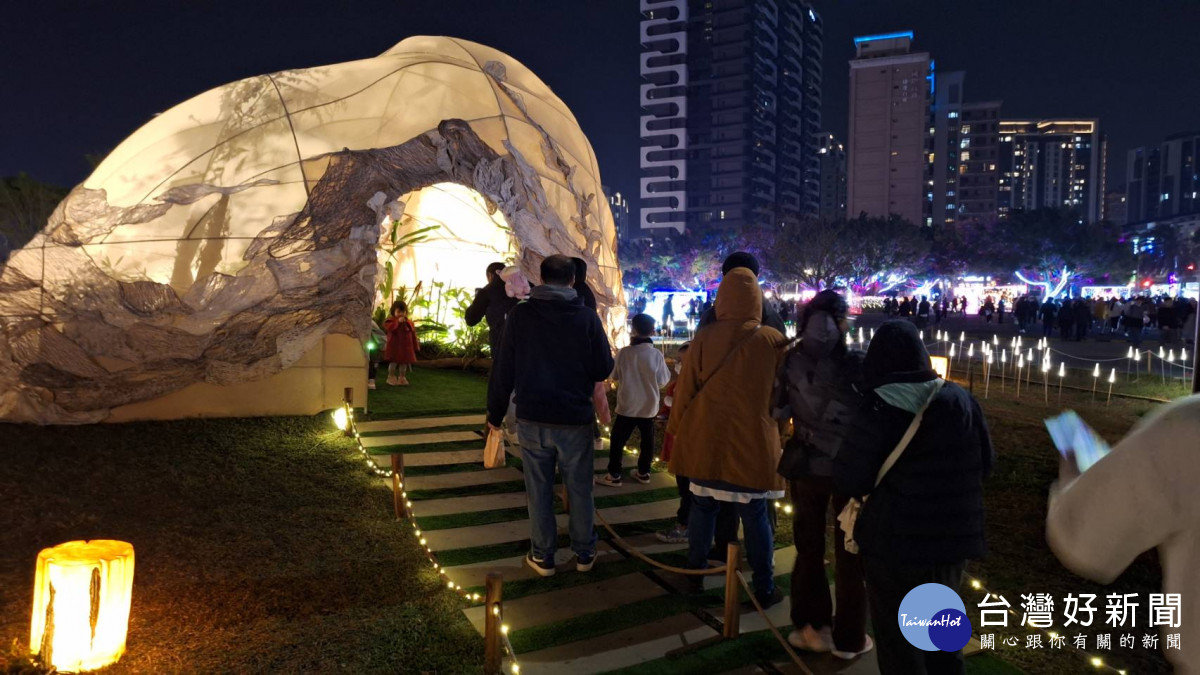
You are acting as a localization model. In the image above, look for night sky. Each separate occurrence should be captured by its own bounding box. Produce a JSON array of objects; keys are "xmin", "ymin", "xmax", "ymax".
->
[{"xmin": 4, "ymin": 0, "xmax": 1198, "ymax": 205}]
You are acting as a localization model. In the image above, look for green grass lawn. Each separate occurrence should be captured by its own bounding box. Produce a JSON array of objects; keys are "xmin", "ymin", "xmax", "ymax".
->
[
  {"xmin": 367, "ymin": 365, "xmax": 489, "ymax": 419},
  {"xmin": 0, "ymin": 416, "xmax": 481, "ymax": 673}
]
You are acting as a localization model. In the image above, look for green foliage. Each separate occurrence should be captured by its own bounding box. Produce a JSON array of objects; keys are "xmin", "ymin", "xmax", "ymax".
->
[
  {"xmin": 767, "ymin": 215, "xmax": 929, "ymax": 289},
  {"xmin": 374, "ymin": 215, "xmax": 441, "ymax": 317},
  {"xmin": 0, "ymin": 173, "xmax": 68, "ymax": 254}
]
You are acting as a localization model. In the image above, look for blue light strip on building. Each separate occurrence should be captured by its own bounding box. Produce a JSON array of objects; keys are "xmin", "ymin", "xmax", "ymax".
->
[
  {"xmin": 927, "ymin": 59, "xmax": 936, "ymax": 95},
  {"xmin": 853, "ymin": 30, "xmax": 914, "ymax": 45}
]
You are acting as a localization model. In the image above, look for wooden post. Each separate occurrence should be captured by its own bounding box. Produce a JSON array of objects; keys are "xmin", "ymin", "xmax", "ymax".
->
[
  {"xmin": 722, "ymin": 542, "xmax": 741, "ymax": 639},
  {"xmin": 343, "ymin": 387, "xmax": 354, "ymax": 437},
  {"xmin": 391, "ymin": 454, "xmax": 406, "ymax": 520},
  {"xmin": 484, "ymin": 573, "xmax": 503, "ymax": 675}
]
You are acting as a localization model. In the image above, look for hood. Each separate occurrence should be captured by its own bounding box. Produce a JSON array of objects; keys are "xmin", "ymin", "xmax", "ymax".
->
[
  {"xmin": 862, "ymin": 319, "xmax": 936, "ymax": 388},
  {"xmin": 800, "ymin": 312, "xmax": 841, "ymax": 359},
  {"xmin": 714, "ymin": 267, "xmax": 762, "ymax": 323},
  {"xmin": 571, "ymin": 257, "xmax": 588, "ymax": 289}
]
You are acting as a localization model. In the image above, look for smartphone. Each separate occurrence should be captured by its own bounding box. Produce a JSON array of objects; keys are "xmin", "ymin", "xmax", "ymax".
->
[{"xmin": 1044, "ymin": 410, "xmax": 1111, "ymax": 473}]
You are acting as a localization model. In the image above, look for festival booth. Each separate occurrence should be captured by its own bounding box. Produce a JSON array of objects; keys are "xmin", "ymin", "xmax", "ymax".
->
[{"xmin": 0, "ymin": 37, "xmax": 625, "ymax": 424}]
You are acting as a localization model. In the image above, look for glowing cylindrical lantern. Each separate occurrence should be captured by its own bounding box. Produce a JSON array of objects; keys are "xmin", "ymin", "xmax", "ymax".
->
[{"xmin": 30, "ymin": 540, "xmax": 135, "ymax": 672}]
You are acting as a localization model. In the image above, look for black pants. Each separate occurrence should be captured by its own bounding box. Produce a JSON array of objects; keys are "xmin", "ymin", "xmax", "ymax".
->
[
  {"xmin": 607, "ymin": 414, "xmax": 655, "ymax": 477},
  {"xmin": 674, "ymin": 476, "xmax": 738, "ymax": 553},
  {"xmin": 790, "ymin": 476, "xmax": 867, "ymax": 652},
  {"xmin": 864, "ymin": 556, "xmax": 966, "ymax": 675}
]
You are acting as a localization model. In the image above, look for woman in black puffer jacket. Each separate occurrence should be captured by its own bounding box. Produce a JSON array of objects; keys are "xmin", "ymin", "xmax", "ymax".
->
[{"xmin": 834, "ymin": 320, "xmax": 994, "ymax": 675}]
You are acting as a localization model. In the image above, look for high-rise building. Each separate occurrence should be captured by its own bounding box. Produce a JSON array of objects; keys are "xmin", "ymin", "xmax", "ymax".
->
[
  {"xmin": 929, "ymin": 70, "xmax": 965, "ymax": 225},
  {"xmin": 957, "ymin": 101, "xmax": 1003, "ymax": 222},
  {"xmin": 817, "ymin": 132, "xmax": 846, "ymax": 221},
  {"xmin": 639, "ymin": 0, "xmax": 824, "ymax": 235},
  {"xmin": 1104, "ymin": 189, "xmax": 1128, "ymax": 225},
  {"xmin": 1125, "ymin": 131, "xmax": 1200, "ymax": 225},
  {"xmin": 603, "ymin": 185, "xmax": 633, "ymax": 242},
  {"xmin": 847, "ymin": 31, "xmax": 931, "ymax": 226},
  {"xmin": 997, "ymin": 120, "xmax": 1106, "ymax": 223}
]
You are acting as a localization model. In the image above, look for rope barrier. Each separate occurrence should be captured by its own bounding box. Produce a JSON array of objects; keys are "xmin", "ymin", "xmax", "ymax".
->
[
  {"xmin": 735, "ymin": 570, "xmax": 813, "ymax": 675},
  {"xmin": 593, "ymin": 509, "xmax": 726, "ymax": 576}
]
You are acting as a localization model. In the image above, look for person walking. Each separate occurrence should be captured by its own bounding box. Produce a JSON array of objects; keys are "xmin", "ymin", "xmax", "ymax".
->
[
  {"xmin": 656, "ymin": 342, "xmax": 691, "ymax": 544},
  {"xmin": 668, "ymin": 266, "xmax": 787, "ymax": 608},
  {"xmin": 997, "ymin": 296, "xmax": 1006, "ymax": 324},
  {"xmin": 697, "ymin": 252, "xmax": 786, "ymax": 333},
  {"xmin": 1073, "ymin": 299, "xmax": 1092, "ymax": 341},
  {"xmin": 982, "ymin": 297, "xmax": 995, "ymax": 324},
  {"xmin": 487, "ymin": 255, "xmax": 615, "ymax": 577},
  {"xmin": 1040, "ymin": 297, "xmax": 1059, "ymax": 339},
  {"xmin": 775, "ymin": 290, "xmax": 872, "ymax": 659},
  {"xmin": 661, "ymin": 293, "xmax": 675, "ymax": 333},
  {"xmin": 1058, "ymin": 300, "xmax": 1075, "ymax": 341},
  {"xmin": 465, "ymin": 262, "xmax": 520, "ymax": 358},
  {"xmin": 597, "ymin": 314, "xmax": 671, "ymax": 487},
  {"xmin": 383, "ymin": 300, "xmax": 420, "ymax": 385},
  {"xmin": 915, "ymin": 296, "xmax": 930, "ymax": 330},
  {"xmin": 834, "ymin": 320, "xmax": 994, "ymax": 675},
  {"xmin": 1046, "ymin": 394, "xmax": 1200, "ymax": 674},
  {"xmin": 1126, "ymin": 298, "xmax": 1147, "ymax": 347},
  {"xmin": 570, "ymin": 257, "xmax": 599, "ymax": 311}
]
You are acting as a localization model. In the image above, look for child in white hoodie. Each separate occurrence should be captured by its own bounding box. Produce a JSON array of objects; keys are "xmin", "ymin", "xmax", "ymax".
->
[{"xmin": 597, "ymin": 314, "xmax": 671, "ymax": 487}]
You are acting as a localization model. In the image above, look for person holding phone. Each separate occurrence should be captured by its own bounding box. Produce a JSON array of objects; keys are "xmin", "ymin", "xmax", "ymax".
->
[{"xmin": 1045, "ymin": 394, "xmax": 1200, "ymax": 674}]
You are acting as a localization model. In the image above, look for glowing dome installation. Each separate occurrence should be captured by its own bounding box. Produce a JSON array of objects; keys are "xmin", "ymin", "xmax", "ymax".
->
[{"xmin": 0, "ymin": 36, "xmax": 625, "ymax": 423}]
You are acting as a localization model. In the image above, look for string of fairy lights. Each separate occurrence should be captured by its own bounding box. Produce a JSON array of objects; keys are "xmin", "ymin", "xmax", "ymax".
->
[
  {"xmin": 337, "ymin": 329, "xmax": 1168, "ymax": 673},
  {"xmin": 338, "ymin": 403, "xmax": 522, "ymax": 675}
]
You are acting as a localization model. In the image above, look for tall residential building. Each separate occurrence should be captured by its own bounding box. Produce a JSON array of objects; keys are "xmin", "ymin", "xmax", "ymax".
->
[
  {"xmin": 929, "ymin": 70, "xmax": 965, "ymax": 224},
  {"xmin": 639, "ymin": 0, "xmax": 824, "ymax": 235},
  {"xmin": 817, "ymin": 132, "xmax": 846, "ymax": 221},
  {"xmin": 997, "ymin": 119, "xmax": 1106, "ymax": 223},
  {"xmin": 603, "ymin": 185, "xmax": 633, "ymax": 242},
  {"xmin": 1104, "ymin": 189, "xmax": 1128, "ymax": 225},
  {"xmin": 1125, "ymin": 131, "xmax": 1200, "ymax": 225},
  {"xmin": 847, "ymin": 31, "xmax": 931, "ymax": 225},
  {"xmin": 957, "ymin": 101, "xmax": 1003, "ymax": 222}
]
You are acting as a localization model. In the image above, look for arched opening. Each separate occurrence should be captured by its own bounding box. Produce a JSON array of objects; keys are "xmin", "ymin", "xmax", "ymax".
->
[{"xmin": 368, "ymin": 181, "xmax": 515, "ymax": 408}]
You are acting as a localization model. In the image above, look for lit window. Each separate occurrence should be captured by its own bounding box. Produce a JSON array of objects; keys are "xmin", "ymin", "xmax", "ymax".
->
[
  {"xmin": 719, "ymin": 210, "xmax": 726, "ymax": 219},
  {"xmin": 961, "ymin": 151, "xmax": 970, "ymax": 160},
  {"xmin": 948, "ymin": 111, "xmax": 959, "ymax": 119},
  {"xmin": 960, "ymin": 139, "xmax": 970, "ymax": 148}
]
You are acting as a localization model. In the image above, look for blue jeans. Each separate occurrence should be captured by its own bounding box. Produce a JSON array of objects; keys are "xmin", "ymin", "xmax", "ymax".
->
[
  {"xmin": 517, "ymin": 421, "xmax": 597, "ymax": 559},
  {"xmin": 687, "ymin": 494, "xmax": 775, "ymax": 599}
]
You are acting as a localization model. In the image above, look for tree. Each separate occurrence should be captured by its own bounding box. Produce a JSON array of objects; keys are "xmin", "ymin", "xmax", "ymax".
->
[
  {"xmin": 843, "ymin": 215, "xmax": 930, "ymax": 286},
  {"xmin": 770, "ymin": 218, "xmax": 855, "ymax": 290},
  {"xmin": 1135, "ymin": 222, "xmax": 1200, "ymax": 281},
  {"xmin": 0, "ymin": 173, "xmax": 68, "ymax": 259},
  {"xmin": 971, "ymin": 209, "xmax": 1134, "ymax": 297}
]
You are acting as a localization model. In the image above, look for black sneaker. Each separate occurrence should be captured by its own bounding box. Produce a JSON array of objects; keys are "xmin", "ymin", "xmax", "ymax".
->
[
  {"xmin": 744, "ymin": 586, "xmax": 784, "ymax": 611},
  {"xmin": 595, "ymin": 473, "xmax": 622, "ymax": 487},
  {"xmin": 525, "ymin": 552, "xmax": 556, "ymax": 577},
  {"xmin": 576, "ymin": 551, "xmax": 596, "ymax": 572},
  {"xmin": 630, "ymin": 470, "xmax": 651, "ymax": 484}
]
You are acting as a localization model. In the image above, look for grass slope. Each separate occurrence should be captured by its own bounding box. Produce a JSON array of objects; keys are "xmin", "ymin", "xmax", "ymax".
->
[
  {"xmin": 0, "ymin": 416, "xmax": 480, "ymax": 673},
  {"xmin": 367, "ymin": 366, "xmax": 488, "ymax": 419}
]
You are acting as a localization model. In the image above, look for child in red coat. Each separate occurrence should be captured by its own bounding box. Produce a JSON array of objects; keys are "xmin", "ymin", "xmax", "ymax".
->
[{"xmin": 383, "ymin": 300, "xmax": 420, "ymax": 386}]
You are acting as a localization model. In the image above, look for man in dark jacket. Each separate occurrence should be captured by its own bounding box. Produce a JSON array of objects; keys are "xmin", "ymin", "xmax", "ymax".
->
[
  {"xmin": 487, "ymin": 255, "xmax": 615, "ymax": 577},
  {"xmin": 465, "ymin": 262, "xmax": 519, "ymax": 358},
  {"xmin": 697, "ymin": 251, "xmax": 785, "ymax": 333},
  {"xmin": 570, "ymin": 257, "xmax": 598, "ymax": 310},
  {"xmin": 834, "ymin": 320, "xmax": 993, "ymax": 675}
]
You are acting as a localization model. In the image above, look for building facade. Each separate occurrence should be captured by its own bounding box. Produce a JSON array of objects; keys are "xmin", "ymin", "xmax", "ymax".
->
[
  {"xmin": 639, "ymin": 0, "xmax": 824, "ymax": 235},
  {"xmin": 1104, "ymin": 189, "xmax": 1128, "ymax": 226},
  {"xmin": 956, "ymin": 101, "xmax": 1002, "ymax": 222},
  {"xmin": 603, "ymin": 185, "xmax": 633, "ymax": 242},
  {"xmin": 929, "ymin": 70, "xmax": 965, "ymax": 225},
  {"xmin": 817, "ymin": 132, "xmax": 846, "ymax": 221},
  {"xmin": 1125, "ymin": 131, "xmax": 1200, "ymax": 225},
  {"xmin": 846, "ymin": 31, "xmax": 931, "ymax": 226},
  {"xmin": 997, "ymin": 119, "xmax": 1106, "ymax": 223}
]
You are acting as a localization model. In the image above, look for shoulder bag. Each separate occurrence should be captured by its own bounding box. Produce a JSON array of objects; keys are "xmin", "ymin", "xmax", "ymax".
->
[{"xmin": 837, "ymin": 379, "xmax": 944, "ymax": 554}]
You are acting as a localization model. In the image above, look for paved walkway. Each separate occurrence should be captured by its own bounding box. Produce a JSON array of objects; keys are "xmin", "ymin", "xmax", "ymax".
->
[{"xmin": 375, "ymin": 411, "xmax": 990, "ymax": 674}]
